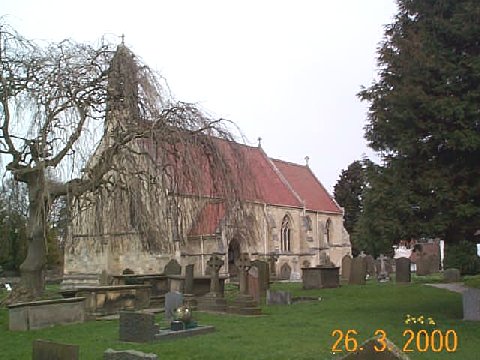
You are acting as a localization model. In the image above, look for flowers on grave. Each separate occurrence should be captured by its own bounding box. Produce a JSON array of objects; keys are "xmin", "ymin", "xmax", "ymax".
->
[{"xmin": 404, "ymin": 314, "xmax": 436, "ymax": 331}]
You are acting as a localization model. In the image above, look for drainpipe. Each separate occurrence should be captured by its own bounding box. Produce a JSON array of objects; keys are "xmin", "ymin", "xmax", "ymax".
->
[
  {"xmin": 200, "ymin": 235, "xmax": 205, "ymax": 275},
  {"xmin": 263, "ymin": 203, "xmax": 268, "ymax": 257}
]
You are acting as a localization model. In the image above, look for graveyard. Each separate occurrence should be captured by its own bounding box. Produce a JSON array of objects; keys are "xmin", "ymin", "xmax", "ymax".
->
[{"xmin": 1, "ymin": 272, "xmax": 480, "ymax": 360}]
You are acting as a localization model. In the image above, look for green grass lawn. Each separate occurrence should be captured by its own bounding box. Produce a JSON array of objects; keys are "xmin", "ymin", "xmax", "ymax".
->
[{"xmin": 0, "ymin": 281, "xmax": 479, "ymax": 360}]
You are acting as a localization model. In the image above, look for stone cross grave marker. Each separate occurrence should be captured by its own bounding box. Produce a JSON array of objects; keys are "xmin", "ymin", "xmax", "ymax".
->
[
  {"xmin": 235, "ymin": 253, "xmax": 252, "ymax": 295},
  {"xmin": 395, "ymin": 257, "xmax": 411, "ymax": 283},
  {"xmin": 376, "ymin": 254, "xmax": 390, "ymax": 282},
  {"xmin": 248, "ymin": 266, "xmax": 260, "ymax": 302},
  {"xmin": 165, "ymin": 292, "xmax": 184, "ymax": 322},
  {"xmin": 32, "ymin": 340, "xmax": 79, "ymax": 360},
  {"xmin": 207, "ymin": 254, "xmax": 224, "ymax": 295}
]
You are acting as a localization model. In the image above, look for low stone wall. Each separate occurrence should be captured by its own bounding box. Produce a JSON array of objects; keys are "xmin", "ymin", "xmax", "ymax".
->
[
  {"xmin": 8, "ymin": 297, "xmax": 85, "ymax": 331},
  {"xmin": 60, "ymin": 285, "xmax": 151, "ymax": 316}
]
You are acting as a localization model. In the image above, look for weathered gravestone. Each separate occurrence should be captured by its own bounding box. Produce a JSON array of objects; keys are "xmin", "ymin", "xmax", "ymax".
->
[
  {"xmin": 119, "ymin": 311, "xmax": 157, "ymax": 343},
  {"xmin": 280, "ymin": 263, "xmax": 292, "ymax": 280},
  {"xmin": 252, "ymin": 259, "xmax": 270, "ymax": 298},
  {"xmin": 443, "ymin": 268, "xmax": 461, "ymax": 283},
  {"xmin": 165, "ymin": 291, "xmax": 184, "ymax": 321},
  {"xmin": 415, "ymin": 254, "xmax": 431, "ymax": 276},
  {"xmin": 248, "ymin": 266, "xmax": 260, "ymax": 303},
  {"xmin": 462, "ymin": 288, "xmax": 480, "ymax": 321},
  {"xmin": 395, "ymin": 257, "xmax": 411, "ymax": 283},
  {"xmin": 183, "ymin": 264, "xmax": 197, "ymax": 310},
  {"xmin": 104, "ymin": 348, "xmax": 158, "ymax": 360},
  {"xmin": 32, "ymin": 339, "xmax": 79, "ymax": 360},
  {"xmin": 341, "ymin": 255, "xmax": 352, "ymax": 282},
  {"xmin": 163, "ymin": 259, "xmax": 182, "ymax": 275},
  {"xmin": 349, "ymin": 256, "xmax": 367, "ymax": 285},
  {"xmin": 365, "ymin": 255, "xmax": 376, "ymax": 279},
  {"xmin": 266, "ymin": 290, "xmax": 292, "ymax": 305},
  {"xmin": 428, "ymin": 254, "xmax": 440, "ymax": 274}
]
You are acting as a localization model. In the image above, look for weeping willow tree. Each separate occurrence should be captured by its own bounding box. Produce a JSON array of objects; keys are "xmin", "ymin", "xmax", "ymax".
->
[{"xmin": 0, "ymin": 24, "xmax": 254, "ymax": 303}]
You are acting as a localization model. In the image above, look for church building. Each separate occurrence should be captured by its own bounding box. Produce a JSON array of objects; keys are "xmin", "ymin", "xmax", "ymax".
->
[{"xmin": 63, "ymin": 45, "xmax": 351, "ymax": 282}]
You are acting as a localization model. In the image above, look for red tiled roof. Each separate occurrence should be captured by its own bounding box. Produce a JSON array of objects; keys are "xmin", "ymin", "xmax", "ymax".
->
[
  {"xmin": 270, "ymin": 159, "xmax": 342, "ymax": 213},
  {"xmin": 188, "ymin": 202, "xmax": 225, "ymax": 236}
]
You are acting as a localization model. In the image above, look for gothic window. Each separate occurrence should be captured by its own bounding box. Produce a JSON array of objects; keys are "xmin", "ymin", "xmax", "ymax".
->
[
  {"xmin": 325, "ymin": 218, "xmax": 333, "ymax": 245},
  {"xmin": 281, "ymin": 215, "xmax": 292, "ymax": 252}
]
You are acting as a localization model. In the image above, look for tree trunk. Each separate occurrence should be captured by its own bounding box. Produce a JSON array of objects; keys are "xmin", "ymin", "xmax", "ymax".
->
[{"xmin": 12, "ymin": 175, "xmax": 49, "ymax": 301}]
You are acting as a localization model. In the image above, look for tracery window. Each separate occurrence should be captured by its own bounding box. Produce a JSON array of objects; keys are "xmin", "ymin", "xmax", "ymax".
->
[{"xmin": 281, "ymin": 215, "xmax": 292, "ymax": 252}]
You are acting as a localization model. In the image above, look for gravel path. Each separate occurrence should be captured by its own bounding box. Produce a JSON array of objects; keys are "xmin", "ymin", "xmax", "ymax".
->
[{"xmin": 425, "ymin": 282, "xmax": 470, "ymax": 294}]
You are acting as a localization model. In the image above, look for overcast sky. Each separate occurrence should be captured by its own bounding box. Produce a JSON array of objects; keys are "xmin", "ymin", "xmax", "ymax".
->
[{"xmin": 2, "ymin": 0, "xmax": 398, "ymax": 193}]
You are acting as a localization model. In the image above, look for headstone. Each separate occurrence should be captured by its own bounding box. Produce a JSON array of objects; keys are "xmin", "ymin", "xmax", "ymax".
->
[
  {"xmin": 248, "ymin": 266, "xmax": 260, "ymax": 302},
  {"xmin": 279, "ymin": 263, "xmax": 292, "ymax": 280},
  {"xmin": 266, "ymin": 290, "xmax": 292, "ymax": 305},
  {"xmin": 443, "ymin": 268, "xmax": 461, "ymax": 282},
  {"xmin": 341, "ymin": 255, "xmax": 352, "ymax": 281},
  {"xmin": 184, "ymin": 264, "xmax": 195, "ymax": 294},
  {"xmin": 395, "ymin": 257, "xmax": 411, "ymax": 283},
  {"xmin": 364, "ymin": 255, "xmax": 376, "ymax": 278},
  {"xmin": 165, "ymin": 292, "xmax": 184, "ymax": 321},
  {"xmin": 376, "ymin": 254, "xmax": 390, "ymax": 282},
  {"xmin": 119, "ymin": 311, "xmax": 157, "ymax": 343},
  {"xmin": 104, "ymin": 348, "xmax": 158, "ymax": 360},
  {"xmin": 252, "ymin": 259, "xmax": 270, "ymax": 298},
  {"xmin": 349, "ymin": 256, "xmax": 366, "ymax": 285},
  {"xmin": 32, "ymin": 340, "xmax": 79, "ymax": 360},
  {"xmin": 163, "ymin": 259, "xmax": 181, "ymax": 275},
  {"xmin": 462, "ymin": 288, "xmax": 480, "ymax": 321},
  {"xmin": 415, "ymin": 254, "xmax": 430, "ymax": 276}
]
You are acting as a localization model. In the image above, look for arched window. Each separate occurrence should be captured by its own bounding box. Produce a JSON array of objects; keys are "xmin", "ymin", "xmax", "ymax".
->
[
  {"xmin": 325, "ymin": 218, "xmax": 332, "ymax": 245},
  {"xmin": 281, "ymin": 215, "xmax": 292, "ymax": 252}
]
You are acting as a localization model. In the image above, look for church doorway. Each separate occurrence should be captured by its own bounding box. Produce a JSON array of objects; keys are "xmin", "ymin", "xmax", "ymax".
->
[{"xmin": 228, "ymin": 239, "xmax": 241, "ymax": 279}]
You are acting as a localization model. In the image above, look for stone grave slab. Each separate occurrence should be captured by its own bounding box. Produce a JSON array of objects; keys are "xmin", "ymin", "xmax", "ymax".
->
[
  {"xmin": 338, "ymin": 337, "xmax": 410, "ymax": 359},
  {"xmin": 104, "ymin": 348, "xmax": 158, "ymax": 360},
  {"xmin": 32, "ymin": 339, "xmax": 79, "ymax": 360}
]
